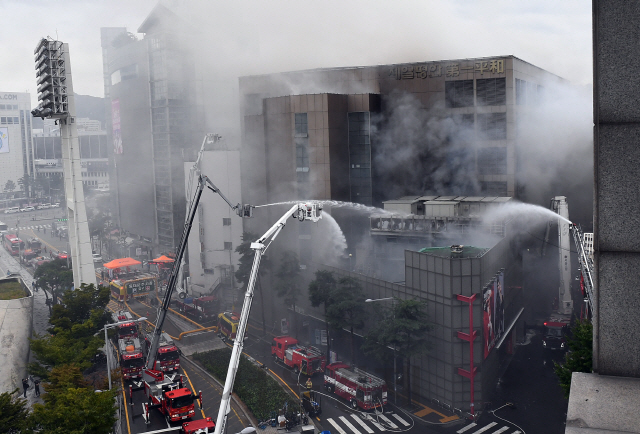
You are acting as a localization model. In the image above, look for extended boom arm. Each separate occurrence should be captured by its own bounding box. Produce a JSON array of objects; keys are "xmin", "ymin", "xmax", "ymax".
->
[{"xmin": 214, "ymin": 202, "xmax": 322, "ymax": 434}]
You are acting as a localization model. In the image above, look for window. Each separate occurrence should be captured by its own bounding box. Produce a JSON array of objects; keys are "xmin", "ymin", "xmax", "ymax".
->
[
  {"xmin": 224, "ymin": 242, "xmax": 232, "ymax": 250},
  {"xmin": 445, "ymin": 80, "xmax": 474, "ymax": 108},
  {"xmin": 348, "ymin": 112, "xmax": 372, "ymax": 205},
  {"xmin": 295, "ymin": 113, "xmax": 308, "ymax": 136},
  {"xmin": 477, "ymin": 113, "xmax": 507, "ymax": 140},
  {"xmin": 477, "ymin": 78, "xmax": 506, "ymax": 106},
  {"xmin": 222, "ymin": 218, "xmax": 231, "ymax": 226},
  {"xmin": 477, "ymin": 147, "xmax": 507, "ymax": 175}
]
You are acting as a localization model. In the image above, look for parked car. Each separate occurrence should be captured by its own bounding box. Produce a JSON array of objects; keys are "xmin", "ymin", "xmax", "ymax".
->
[
  {"xmin": 36, "ymin": 203, "xmax": 50, "ymax": 210},
  {"xmin": 4, "ymin": 207, "xmax": 19, "ymax": 214},
  {"xmin": 20, "ymin": 206, "xmax": 35, "ymax": 212},
  {"xmin": 92, "ymin": 253, "xmax": 103, "ymax": 263},
  {"xmin": 51, "ymin": 250, "xmax": 68, "ymax": 260},
  {"xmin": 51, "ymin": 203, "xmax": 60, "ymax": 208}
]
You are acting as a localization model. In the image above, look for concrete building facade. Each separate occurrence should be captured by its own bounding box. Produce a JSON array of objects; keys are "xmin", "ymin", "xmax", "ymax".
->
[{"xmin": 0, "ymin": 92, "xmax": 34, "ymax": 196}]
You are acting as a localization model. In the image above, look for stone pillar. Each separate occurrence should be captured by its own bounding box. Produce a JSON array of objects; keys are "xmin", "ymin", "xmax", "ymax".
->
[{"xmin": 593, "ymin": 0, "xmax": 640, "ymax": 377}]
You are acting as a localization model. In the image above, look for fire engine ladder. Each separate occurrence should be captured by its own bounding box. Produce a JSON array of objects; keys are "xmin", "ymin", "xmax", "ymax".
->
[{"xmin": 571, "ymin": 223, "xmax": 595, "ymax": 316}]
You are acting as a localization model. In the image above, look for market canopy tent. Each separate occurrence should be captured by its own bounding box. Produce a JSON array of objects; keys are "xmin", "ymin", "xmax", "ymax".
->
[
  {"xmin": 103, "ymin": 257, "xmax": 142, "ymax": 269},
  {"xmin": 149, "ymin": 255, "xmax": 174, "ymax": 264}
]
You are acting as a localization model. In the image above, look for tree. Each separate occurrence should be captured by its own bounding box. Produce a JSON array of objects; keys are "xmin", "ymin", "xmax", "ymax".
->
[
  {"xmin": 4, "ymin": 179, "xmax": 15, "ymax": 194},
  {"xmin": 554, "ymin": 319, "xmax": 593, "ymax": 398},
  {"xmin": 0, "ymin": 389, "xmax": 31, "ymax": 433},
  {"xmin": 275, "ymin": 251, "xmax": 302, "ymax": 338},
  {"xmin": 17, "ymin": 174, "xmax": 35, "ymax": 198},
  {"xmin": 362, "ymin": 298, "xmax": 433, "ymax": 404},
  {"xmin": 326, "ymin": 277, "xmax": 366, "ymax": 365},
  {"xmin": 31, "ymin": 364, "xmax": 118, "ymax": 434},
  {"xmin": 308, "ymin": 270, "xmax": 337, "ymax": 359},
  {"xmin": 34, "ymin": 259, "xmax": 73, "ymax": 306},
  {"xmin": 235, "ymin": 232, "xmax": 269, "ymax": 335}
]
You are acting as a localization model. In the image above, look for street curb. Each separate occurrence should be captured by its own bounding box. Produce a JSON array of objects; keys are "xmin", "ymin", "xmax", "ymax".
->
[{"xmin": 181, "ymin": 354, "xmax": 256, "ymax": 428}]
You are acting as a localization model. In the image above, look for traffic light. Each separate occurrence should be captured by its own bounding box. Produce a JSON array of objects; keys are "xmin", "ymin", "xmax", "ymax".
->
[{"xmin": 31, "ymin": 38, "xmax": 68, "ymax": 120}]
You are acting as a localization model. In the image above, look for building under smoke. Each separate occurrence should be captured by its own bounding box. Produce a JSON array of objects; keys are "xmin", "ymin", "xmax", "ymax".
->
[
  {"xmin": 101, "ymin": 4, "xmax": 207, "ymax": 254},
  {"xmin": 0, "ymin": 92, "xmax": 34, "ymax": 200}
]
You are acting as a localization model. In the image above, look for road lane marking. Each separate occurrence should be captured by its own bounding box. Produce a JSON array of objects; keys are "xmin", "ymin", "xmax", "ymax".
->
[
  {"xmin": 378, "ymin": 414, "xmax": 398, "ymax": 429},
  {"xmin": 457, "ymin": 423, "xmax": 477, "ymax": 433},
  {"xmin": 365, "ymin": 415, "xmax": 386, "ymax": 431},
  {"xmin": 327, "ymin": 418, "xmax": 347, "ymax": 434},
  {"xmin": 339, "ymin": 416, "xmax": 361, "ymax": 434},
  {"xmin": 181, "ymin": 365, "xmax": 206, "ymax": 418},
  {"xmin": 391, "ymin": 413, "xmax": 410, "ymax": 426},
  {"xmin": 471, "ymin": 422, "xmax": 497, "ymax": 433},
  {"xmin": 351, "ymin": 414, "xmax": 374, "ymax": 433},
  {"xmin": 492, "ymin": 427, "xmax": 510, "ymax": 434}
]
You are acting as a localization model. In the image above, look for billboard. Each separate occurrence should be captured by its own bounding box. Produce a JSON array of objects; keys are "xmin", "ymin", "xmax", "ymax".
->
[
  {"xmin": 483, "ymin": 270, "xmax": 505, "ymax": 359},
  {"xmin": 112, "ymin": 99, "xmax": 122, "ymax": 154},
  {"xmin": 0, "ymin": 128, "xmax": 8, "ymax": 153}
]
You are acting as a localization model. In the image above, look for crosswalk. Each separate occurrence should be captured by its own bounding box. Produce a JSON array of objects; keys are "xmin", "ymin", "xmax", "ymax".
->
[
  {"xmin": 456, "ymin": 421, "xmax": 522, "ymax": 434},
  {"xmin": 324, "ymin": 412, "xmax": 410, "ymax": 434},
  {"xmin": 8, "ymin": 225, "xmax": 52, "ymax": 231}
]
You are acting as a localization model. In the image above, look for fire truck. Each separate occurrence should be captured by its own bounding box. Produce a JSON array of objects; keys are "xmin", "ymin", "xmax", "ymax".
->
[
  {"xmin": 111, "ymin": 311, "xmax": 139, "ymax": 340},
  {"xmin": 172, "ymin": 295, "xmax": 219, "ymax": 323},
  {"xmin": 143, "ymin": 331, "xmax": 181, "ymax": 373},
  {"xmin": 118, "ymin": 337, "xmax": 145, "ymax": 380},
  {"xmin": 143, "ymin": 369, "xmax": 202, "ymax": 423},
  {"xmin": 324, "ymin": 362, "xmax": 387, "ymax": 410},
  {"xmin": 27, "ymin": 238, "xmax": 42, "ymax": 254},
  {"xmin": 3, "ymin": 234, "xmax": 23, "ymax": 256},
  {"xmin": 217, "ymin": 312, "xmax": 240, "ymax": 341},
  {"xmin": 271, "ymin": 336, "xmax": 326, "ymax": 376}
]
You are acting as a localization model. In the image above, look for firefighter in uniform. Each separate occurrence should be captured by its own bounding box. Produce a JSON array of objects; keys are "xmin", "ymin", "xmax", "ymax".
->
[{"xmin": 305, "ymin": 377, "xmax": 313, "ymax": 391}]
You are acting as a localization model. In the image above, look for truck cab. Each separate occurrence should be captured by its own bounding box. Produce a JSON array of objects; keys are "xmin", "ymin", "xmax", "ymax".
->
[
  {"xmin": 143, "ymin": 369, "xmax": 200, "ymax": 423},
  {"xmin": 144, "ymin": 332, "xmax": 180, "ymax": 373},
  {"xmin": 118, "ymin": 337, "xmax": 145, "ymax": 380},
  {"xmin": 272, "ymin": 336, "xmax": 326, "ymax": 376},
  {"xmin": 542, "ymin": 320, "xmax": 569, "ymax": 350}
]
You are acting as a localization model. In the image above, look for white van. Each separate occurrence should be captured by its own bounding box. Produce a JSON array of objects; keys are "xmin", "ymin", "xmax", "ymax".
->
[{"xmin": 4, "ymin": 207, "xmax": 19, "ymax": 214}]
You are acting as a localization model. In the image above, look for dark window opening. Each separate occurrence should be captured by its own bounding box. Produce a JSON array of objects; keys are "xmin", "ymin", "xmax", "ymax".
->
[
  {"xmin": 445, "ymin": 80, "xmax": 474, "ymax": 108},
  {"xmin": 477, "ymin": 78, "xmax": 506, "ymax": 106}
]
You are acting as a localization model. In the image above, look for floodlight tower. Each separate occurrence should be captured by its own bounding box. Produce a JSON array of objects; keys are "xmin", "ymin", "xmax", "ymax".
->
[{"xmin": 32, "ymin": 38, "xmax": 96, "ymax": 288}]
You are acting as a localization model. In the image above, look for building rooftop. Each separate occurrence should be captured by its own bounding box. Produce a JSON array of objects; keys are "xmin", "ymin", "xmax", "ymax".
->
[{"xmin": 418, "ymin": 245, "xmax": 489, "ymax": 258}]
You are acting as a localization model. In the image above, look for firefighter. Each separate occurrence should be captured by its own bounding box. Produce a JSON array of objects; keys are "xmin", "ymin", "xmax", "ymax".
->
[{"xmin": 305, "ymin": 377, "xmax": 313, "ymax": 391}]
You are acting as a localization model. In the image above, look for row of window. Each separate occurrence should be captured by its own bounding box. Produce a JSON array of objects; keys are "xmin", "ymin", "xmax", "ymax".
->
[
  {"xmin": 515, "ymin": 78, "xmax": 543, "ymax": 106},
  {"xmin": 445, "ymin": 78, "xmax": 507, "ymax": 108},
  {"xmin": 0, "ymin": 104, "xmax": 19, "ymax": 111},
  {"xmin": 1, "ymin": 117, "xmax": 20, "ymax": 125}
]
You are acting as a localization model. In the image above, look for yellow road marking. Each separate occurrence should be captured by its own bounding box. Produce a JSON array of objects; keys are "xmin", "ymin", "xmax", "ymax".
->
[
  {"xmin": 413, "ymin": 407, "xmax": 435, "ymax": 417},
  {"xmin": 116, "ymin": 344, "xmax": 132, "ymax": 434},
  {"xmin": 410, "ymin": 398, "xmax": 459, "ymax": 422},
  {"xmin": 439, "ymin": 415, "xmax": 460, "ymax": 422},
  {"xmin": 181, "ymin": 365, "xmax": 206, "ymax": 419}
]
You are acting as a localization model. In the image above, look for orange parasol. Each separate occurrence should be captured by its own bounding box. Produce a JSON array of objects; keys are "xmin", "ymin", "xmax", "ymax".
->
[
  {"xmin": 103, "ymin": 257, "xmax": 142, "ymax": 269},
  {"xmin": 149, "ymin": 255, "xmax": 175, "ymax": 264}
]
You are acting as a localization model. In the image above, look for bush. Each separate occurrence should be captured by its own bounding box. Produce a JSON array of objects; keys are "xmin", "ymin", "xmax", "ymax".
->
[{"xmin": 193, "ymin": 348, "xmax": 297, "ymax": 421}]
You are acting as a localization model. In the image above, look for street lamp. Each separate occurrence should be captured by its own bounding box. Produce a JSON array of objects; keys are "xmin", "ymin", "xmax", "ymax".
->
[
  {"xmin": 102, "ymin": 316, "xmax": 147, "ymax": 390},
  {"xmin": 365, "ymin": 297, "xmax": 397, "ymax": 405}
]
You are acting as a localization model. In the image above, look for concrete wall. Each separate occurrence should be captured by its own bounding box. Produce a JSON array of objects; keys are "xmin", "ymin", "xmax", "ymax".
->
[
  {"xmin": 593, "ymin": 0, "xmax": 640, "ymax": 377},
  {"xmin": 0, "ymin": 277, "xmax": 33, "ymax": 394}
]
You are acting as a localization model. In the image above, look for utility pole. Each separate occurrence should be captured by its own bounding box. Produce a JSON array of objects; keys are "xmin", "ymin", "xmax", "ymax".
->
[{"xmin": 32, "ymin": 39, "xmax": 95, "ymax": 288}]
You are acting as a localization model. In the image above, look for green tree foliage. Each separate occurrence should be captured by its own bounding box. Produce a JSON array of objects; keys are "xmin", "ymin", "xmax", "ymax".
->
[
  {"xmin": 362, "ymin": 298, "xmax": 433, "ymax": 404},
  {"xmin": 34, "ymin": 259, "xmax": 73, "ymax": 305},
  {"xmin": 17, "ymin": 174, "xmax": 35, "ymax": 198},
  {"xmin": 193, "ymin": 349, "xmax": 297, "ymax": 421},
  {"xmin": 308, "ymin": 270, "xmax": 337, "ymax": 359},
  {"xmin": 29, "ymin": 284, "xmax": 111, "ymax": 378},
  {"xmin": 4, "ymin": 179, "xmax": 15, "ymax": 194},
  {"xmin": 31, "ymin": 365, "xmax": 117, "ymax": 434},
  {"xmin": 0, "ymin": 389, "xmax": 31, "ymax": 434},
  {"xmin": 554, "ymin": 319, "xmax": 593, "ymax": 398},
  {"xmin": 276, "ymin": 251, "xmax": 301, "ymax": 337},
  {"xmin": 326, "ymin": 277, "xmax": 366, "ymax": 365}
]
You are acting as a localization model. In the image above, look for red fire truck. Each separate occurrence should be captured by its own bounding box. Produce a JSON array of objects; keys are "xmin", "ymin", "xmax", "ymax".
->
[
  {"xmin": 324, "ymin": 362, "xmax": 387, "ymax": 410},
  {"xmin": 271, "ymin": 336, "xmax": 326, "ymax": 376},
  {"xmin": 143, "ymin": 369, "xmax": 201, "ymax": 423},
  {"xmin": 118, "ymin": 337, "xmax": 145, "ymax": 380},
  {"xmin": 144, "ymin": 331, "xmax": 181, "ymax": 373},
  {"xmin": 172, "ymin": 295, "xmax": 219, "ymax": 323},
  {"xmin": 3, "ymin": 234, "xmax": 23, "ymax": 256},
  {"xmin": 112, "ymin": 311, "xmax": 139, "ymax": 340}
]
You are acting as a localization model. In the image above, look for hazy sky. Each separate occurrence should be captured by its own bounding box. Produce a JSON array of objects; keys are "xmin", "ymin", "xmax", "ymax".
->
[{"xmin": 2, "ymin": 0, "xmax": 592, "ymax": 107}]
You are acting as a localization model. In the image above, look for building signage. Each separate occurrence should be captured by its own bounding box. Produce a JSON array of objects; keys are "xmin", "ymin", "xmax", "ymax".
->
[
  {"xmin": 483, "ymin": 269, "xmax": 505, "ymax": 359},
  {"xmin": 112, "ymin": 99, "xmax": 123, "ymax": 154},
  {"xmin": 126, "ymin": 278, "xmax": 155, "ymax": 296},
  {"xmin": 0, "ymin": 94, "xmax": 18, "ymax": 100},
  {"xmin": 0, "ymin": 128, "xmax": 8, "ymax": 154},
  {"xmin": 389, "ymin": 59, "xmax": 505, "ymax": 80}
]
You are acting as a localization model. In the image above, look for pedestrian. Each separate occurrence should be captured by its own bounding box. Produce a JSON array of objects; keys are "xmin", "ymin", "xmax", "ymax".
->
[
  {"xmin": 305, "ymin": 377, "xmax": 313, "ymax": 390},
  {"xmin": 44, "ymin": 246, "xmax": 47, "ymax": 253},
  {"xmin": 101, "ymin": 269, "xmax": 105, "ymax": 281},
  {"xmin": 22, "ymin": 378, "xmax": 29, "ymax": 398},
  {"xmin": 34, "ymin": 379, "xmax": 40, "ymax": 397}
]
